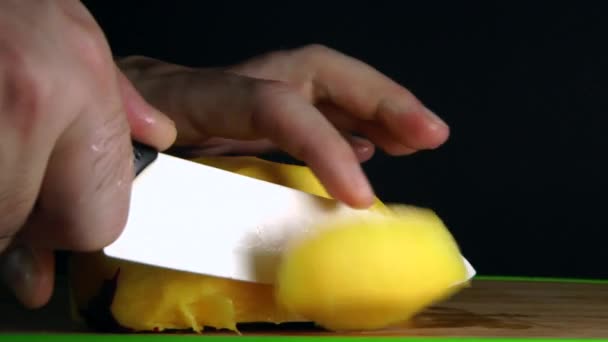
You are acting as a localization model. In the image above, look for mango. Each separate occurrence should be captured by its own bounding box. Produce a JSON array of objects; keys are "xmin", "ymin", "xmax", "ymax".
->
[
  {"xmin": 275, "ymin": 205, "xmax": 468, "ymax": 331},
  {"xmin": 69, "ymin": 156, "xmax": 469, "ymax": 333}
]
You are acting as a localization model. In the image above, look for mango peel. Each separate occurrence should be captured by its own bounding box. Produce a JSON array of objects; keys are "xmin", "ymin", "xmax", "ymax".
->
[{"xmin": 69, "ymin": 156, "xmax": 470, "ymax": 333}]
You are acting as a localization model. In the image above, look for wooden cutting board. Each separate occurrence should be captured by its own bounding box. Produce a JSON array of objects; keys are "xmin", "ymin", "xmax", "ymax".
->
[{"xmin": 1, "ymin": 276, "xmax": 607, "ymax": 340}]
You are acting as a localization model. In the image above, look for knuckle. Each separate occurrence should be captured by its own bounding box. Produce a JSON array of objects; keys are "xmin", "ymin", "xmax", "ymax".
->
[
  {"xmin": 64, "ymin": 17, "xmax": 114, "ymax": 87},
  {"xmin": 299, "ymin": 43, "xmax": 331, "ymax": 54},
  {"xmin": 74, "ymin": 31, "xmax": 113, "ymax": 78},
  {"xmin": 1, "ymin": 50, "xmax": 53, "ymax": 131},
  {"xmin": 252, "ymin": 79, "xmax": 294, "ymax": 100},
  {"xmin": 292, "ymin": 134, "xmax": 351, "ymax": 166},
  {"xmin": 297, "ymin": 43, "xmax": 334, "ymax": 59},
  {"xmin": 256, "ymin": 49, "xmax": 292, "ymax": 64},
  {"xmin": 291, "ymin": 140, "xmax": 320, "ymax": 162},
  {"xmin": 249, "ymin": 80, "xmax": 296, "ymax": 129},
  {"xmin": 79, "ymin": 36, "xmax": 108, "ymax": 68},
  {"xmin": 296, "ymin": 128, "xmax": 347, "ymax": 164}
]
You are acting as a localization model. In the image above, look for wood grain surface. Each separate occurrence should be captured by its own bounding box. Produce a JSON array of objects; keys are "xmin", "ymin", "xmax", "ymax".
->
[{"xmin": 1, "ymin": 277, "xmax": 607, "ymax": 338}]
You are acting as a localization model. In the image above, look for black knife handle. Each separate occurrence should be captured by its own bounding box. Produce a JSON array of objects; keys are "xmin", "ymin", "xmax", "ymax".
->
[{"xmin": 133, "ymin": 141, "xmax": 158, "ymax": 176}]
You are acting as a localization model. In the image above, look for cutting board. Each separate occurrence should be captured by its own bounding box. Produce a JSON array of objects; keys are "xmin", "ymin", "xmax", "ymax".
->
[{"xmin": 1, "ymin": 276, "xmax": 607, "ymax": 341}]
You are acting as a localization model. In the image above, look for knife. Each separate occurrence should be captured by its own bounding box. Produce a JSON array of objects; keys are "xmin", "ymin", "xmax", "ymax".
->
[{"xmin": 103, "ymin": 142, "xmax": 476, "ymax": 284}]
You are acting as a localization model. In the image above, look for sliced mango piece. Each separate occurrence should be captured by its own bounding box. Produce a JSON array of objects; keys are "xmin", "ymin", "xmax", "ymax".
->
[
  {"xmin": 70, "ymin": 251, "xmax": 298, "ymax": 333},
  {"xmin": 276, "ymin": 205, "xmax": 468, "ymax": 331}
]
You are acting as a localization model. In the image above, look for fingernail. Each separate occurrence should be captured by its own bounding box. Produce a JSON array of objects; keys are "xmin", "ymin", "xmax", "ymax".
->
[
  {"xmin": 135, "ymin": 107, "xmax": 178, "ymax": 151},
  {"xmin": 422, "ymin": 106, "xmax": 449, "ymax": 130},
  {"xmin": 0, "ymin": 245, "xmax": 37, "ymax": 304},
  {"xmin": 147, "ymin": 108, "xmax": 178, "ymax": 136},
  {"xmin": 383, "ymin": 100, "xmax": 447, "ymax": 127},
  {"xmin": 120, "ymin": 73, "xmax": 177, "ymax": 150},
  {"xmin": 383, "ymin": 101, "xmax": 448, "ymax": 127},
  {"xmin": 146, "ymin": 107, "xmax": 176, "ymax": 128},
  {"xmin": 346, "ymin": 136, "xmax": 372, "ymax": 154}
]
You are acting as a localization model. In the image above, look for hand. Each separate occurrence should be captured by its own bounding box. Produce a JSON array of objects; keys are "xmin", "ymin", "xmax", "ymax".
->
[
  {"xmin": 0, "ymin": 0, "xmax": 176, "ymax": 308},
  {"xmin": 119, "ymin": 45, "xmax": 449, "ymax": 208}
]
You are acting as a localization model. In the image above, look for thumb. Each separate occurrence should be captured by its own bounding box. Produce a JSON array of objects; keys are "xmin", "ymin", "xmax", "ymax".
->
[
  {"xmin": 0, "ymin": 243, "xmax": 54, "ymax": 309},
  {"xmin": 117, "ymin": 69, "xmax": 177, "ymax": 151}
]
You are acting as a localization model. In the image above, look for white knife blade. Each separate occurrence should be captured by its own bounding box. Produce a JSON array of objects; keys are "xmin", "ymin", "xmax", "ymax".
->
[{"xmin": 103, "ymin": 143, "xmax": 476, "ymax": 284}]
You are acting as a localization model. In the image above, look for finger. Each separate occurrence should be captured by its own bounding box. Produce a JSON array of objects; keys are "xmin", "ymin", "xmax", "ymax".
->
[
  {"xmin": 292, "ymin": 45, "xmax": 450, "ymax": 149},
  {"xmin": 167, "ymin": 135, "xmax": 374, "ymax": 164},
  {"xmin": 0, "ymin": 59, "xmax": 62, "ymax": 255},
  {"xmin": 124, "ymin": 67, "xmax": 247, "ymax": 145},
  {"xmin": 358, "ymin": 124, "xmax": 418, "ymax": 156},
  {"xmin": 344, "ymin": 135, "xmax": 375, "ymax": 162},
  {"xmin": 250, "ymin": 82, "xmax": 376, "ymax": 208},
  {"xmin": 319, "ymin": 102, "xmax": 416, "ymax": 156},
  {"xmin": 0, "ymin": 243, "xmax": 54, "ymax": 309},
  {"xmin": 375, "ymin": 100, "xmax": 450, "ymax": 150},
  {"xmin": 167, "ymin": 138, "xmax": 277, "ymax": 158},
  {"xmin": 125, "ymin": 69, "xmax": 375, "ymax": 208},
  {"xmin": 117, "ymin": 70, "xmax": 177, "ymax": 151}
]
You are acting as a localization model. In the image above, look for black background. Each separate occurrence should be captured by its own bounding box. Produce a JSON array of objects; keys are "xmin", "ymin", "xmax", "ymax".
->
[{"xmin": 81, "ymin": 1, "xmax": 607, "ymax": 279}]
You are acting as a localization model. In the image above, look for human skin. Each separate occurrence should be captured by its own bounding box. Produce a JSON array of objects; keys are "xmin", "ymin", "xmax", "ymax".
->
[
  {"xmin": 0, "ymin": 0, "xmax": 449, "ymax": 310},
  {"xmin": 0, "ymin": 0, "xmax": 176, "ymax": 309},
  {"xmin": 118, "ymin": 47, "xmax": 449, "ymax": 208}
]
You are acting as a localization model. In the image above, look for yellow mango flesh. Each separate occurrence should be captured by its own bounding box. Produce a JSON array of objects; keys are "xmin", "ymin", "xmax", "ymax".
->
[
  {"xmin": 70, "ymin": 252, "xmax": 294, "ymax": 333},
  {"xmin": 69, "ymin": 156, "xmax": 468, "ymax": 333},
  {"xmin": 275, "ymin": 205, "xmax": 468, "ymax": 331}
]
